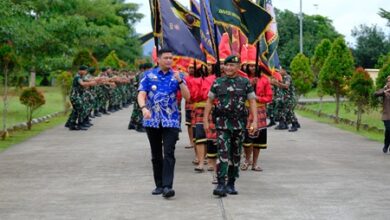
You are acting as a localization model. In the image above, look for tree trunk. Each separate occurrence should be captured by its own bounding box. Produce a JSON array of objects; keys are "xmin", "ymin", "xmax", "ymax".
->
[
  {"xmin": 2, "ymin": 65, "xmax": 9, "ymax": 140},
  {"xmin": 27, "ymin": 108, "xmax": 33, "ymax": 130},
  {"xmin": 335, "ymin": 93, "xmax": 340, "ymax": 123},
  {"xmin": 356, "ymin": 106, "xmax": 362, "ymax": 131},
  {"xmin": 29, "ymin": 70, "xmax": 36, "ymax": 87},
  {"xmin": 318, "ymin": 95, "xmax": 323, "ymax": 116}
]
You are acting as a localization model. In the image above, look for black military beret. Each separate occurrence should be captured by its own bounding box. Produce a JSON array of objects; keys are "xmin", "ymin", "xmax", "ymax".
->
[
  {"xmin": 79, "ymin": 65, "xmax": 89, "ymax": 70},
  {"xmin": 88, "ymin": 67, "xmax": 96, "ymax": 74},
  {"xmin": 144, "ymin": 63, "xmax": 153, "ymax": 69},
  {"xmin": 224, "ymin": 55, "xmax": 240, "ymax": 65}
]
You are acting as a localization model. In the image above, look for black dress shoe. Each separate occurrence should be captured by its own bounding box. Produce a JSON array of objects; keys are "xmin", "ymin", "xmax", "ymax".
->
[
  {"xmin": 152, "ymin": 187, "xmax": 163, "ymax": 195},
  {"xmin": 162, "ymin": 187, "xmax": 175, "ymax": 198}
]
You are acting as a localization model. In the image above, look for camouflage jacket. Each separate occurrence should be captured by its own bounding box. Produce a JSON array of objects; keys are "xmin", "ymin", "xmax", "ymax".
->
[{"xmin": 208, "ymin": 75, "xmax": 256, "ymax": 130}]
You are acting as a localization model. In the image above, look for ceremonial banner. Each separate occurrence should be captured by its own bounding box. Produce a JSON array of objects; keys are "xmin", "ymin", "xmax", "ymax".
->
[
  {"xmin": 156, "ymin": 0, "xmax": 205, "ymax": 61},
  {"xmin": 210, "ymin": 0, "xmax": 272, "ymax": 44},
  {"xmin": 200, "ymin": 0, "xmax": 219, "ymax": 58},
  {"xmin": 190, "ymin": 0, "xmax": 201, "ymax": 16}
]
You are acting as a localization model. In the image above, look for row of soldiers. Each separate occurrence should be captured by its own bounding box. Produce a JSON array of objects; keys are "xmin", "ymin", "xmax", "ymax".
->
[{"xmin": 65, "ymin": 65, "xmax": 136, "ymax": 130}]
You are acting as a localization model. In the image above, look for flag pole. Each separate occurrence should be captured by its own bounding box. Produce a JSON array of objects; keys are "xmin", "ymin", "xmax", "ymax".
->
[
  {"xmin": 213, "ymin": 24, "xmax": 221, "ymax": 77},
  {"xmin": 255, "ymin": 41, "xmax": 260, "ymax": 77}
]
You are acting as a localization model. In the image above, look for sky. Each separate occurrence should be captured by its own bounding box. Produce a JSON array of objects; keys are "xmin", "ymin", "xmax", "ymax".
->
[{"xmin": 128, "ymin": 0, "xmax": 389, "ymax": 46}]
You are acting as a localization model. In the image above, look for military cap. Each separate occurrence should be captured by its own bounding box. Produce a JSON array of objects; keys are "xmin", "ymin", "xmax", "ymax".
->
[
  {"xmin": 144, "ymin": 63, "xmax": 153, "ymax": 69},
  {"xmin": 79, "ymin": 65, "xmax": 88, "ymax": 70},
  {"xmin": 88, "ymin": 67, "xmax": 96, "ymax": 74},
  {"xmin": 224, "ymin": 55, "xmax": 240, "ymax": 65}
]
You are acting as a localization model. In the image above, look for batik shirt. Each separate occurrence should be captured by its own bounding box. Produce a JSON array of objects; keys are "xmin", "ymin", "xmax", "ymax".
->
[{"xmin": 138, "ymin": 67, "xmax": 186, "ymax": 128}]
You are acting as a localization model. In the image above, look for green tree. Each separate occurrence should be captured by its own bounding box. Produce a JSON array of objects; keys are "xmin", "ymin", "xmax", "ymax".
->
[
  {"xmin": 311, "ymin": 39, "xmax": 332, "ymax": 82},
  {"xmin": 378, "ymin": 8, "xmax": 390, "ymax": 27},
  {"xmin": 0, "ymin": 43, "xmax": 19, "ymax": 139},
  {"xmin": 72, "ymin": 49, "xmax": 99, "ymax": 71},
  {"xmin": 55, "ymin": 71, "xmax": 73, "ymax": 113},
  {"xmin": 290, "ymin": 53, "xmax": 314, "ymax": 98},
  {"xmin": 351, "ymin": 24, "xmax": 390, "ymax": 68},
  {"xmin": 319, "ymin": 37, "xmax": 355, "ymax": 123},
  {"xmin": 347, "ymin": 67, "xmax": 374, "ymax": 131},
  {"xmin": 311, "ymin": 39, "xmax": 332, "ymax": 113},
  {"xmin": 103, "ymin": 50, "xmax": 125, "ymax": 69},
  {"xmin": 276, "ymin": 9, "xmax": 341, "ymax": 66},
  {"xmin": 19, "ymin": 87, "xmax": 46, "ymax": 130},
  {"xmin": 375, "ymin": 56, "xmax": 390, "ymax": 89}
]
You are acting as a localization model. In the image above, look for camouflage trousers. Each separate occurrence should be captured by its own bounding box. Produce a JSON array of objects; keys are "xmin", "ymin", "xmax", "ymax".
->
[
  {"xmin": 69, "ymin": 95, "xmax": 88, "ymax": 124},
  {"xmin": 130, "ymin": 102, "xmax": 143, "ymax": 127},
  {"xmin": 285, "ymin": 99, "xmax": 298, "ymax": 124},
  {"xmin": 274, "ymin": 98, "xmax": 285, "ymax": 121},
  {"xmin": 216, "ymin": 129, "xmax": 245, "ymax": 179}
]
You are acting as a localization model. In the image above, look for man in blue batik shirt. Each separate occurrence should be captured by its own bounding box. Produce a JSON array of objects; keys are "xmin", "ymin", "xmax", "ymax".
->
[{"xmin": 138, "ymin": 48, "xmax": 190, "ymax": 198}]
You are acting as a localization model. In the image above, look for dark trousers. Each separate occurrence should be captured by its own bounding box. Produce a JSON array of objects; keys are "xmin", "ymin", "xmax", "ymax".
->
[
  {"xmin": 384, "ymin": 120, "xmax": 390, "ymax": 148},
  {"xmin": 146, "ymin": 126, "xmax": 179, "ymax": 189}
]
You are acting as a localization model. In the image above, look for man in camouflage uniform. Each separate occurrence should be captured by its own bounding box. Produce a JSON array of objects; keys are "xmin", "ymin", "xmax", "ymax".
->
[
  {"xmin": 281, "ymin": 68, "xmax": 300, "ymax": 132},
  {"xmin": 204, "ymin": 55, "xmax": 258, "ymax": 197},
  {"xmin": 67, "ymin": 65, "xmax": 96, "ymax": 130},
  {"xmin": 273, "ymin": 67, "xmax": 300, "ymax": 131},
  {"xmin": 128, "ymin": 63, "xmax": 153, "ymax": 132}
]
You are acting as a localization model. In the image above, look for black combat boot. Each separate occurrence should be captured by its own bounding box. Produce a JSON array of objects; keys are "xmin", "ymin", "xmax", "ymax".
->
[
  {"xmin": 101, "ymin": 108, "xmax": 110, "ymax": 115},
  {"xmin": 226, "ymin": 178, "xmax": 238, "ymax": 195},
  {"xmin": 213, "ymin": 178, "xmax": 227, "ymax": 197},
  {"xmin": 275, "ymin": 120, "xmax": 288, "ymax": 130},
  {"xmin": 267, "ymin": 117, "xmax": 276, "ymax": 127},
  {"xmin": 128, "ymin": 122, "xmax": 136, "ymax": 130},
  {"xmin": 94, "ymin": 110, "xmax": 102, "ymax": 117},
  {"xmin": 288, "ymin": 123, "xmax": 298, "ymax": 132}
]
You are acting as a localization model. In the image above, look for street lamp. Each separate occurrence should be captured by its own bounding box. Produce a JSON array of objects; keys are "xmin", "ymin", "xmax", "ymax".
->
[{"xmin": 299, "ymin": 0, "xmax": 303, "ymax": 54}]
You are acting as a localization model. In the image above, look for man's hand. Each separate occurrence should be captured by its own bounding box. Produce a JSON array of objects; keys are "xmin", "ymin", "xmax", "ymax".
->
[
  {"xmin": 174, "ymin": 71, "xmax": 182, "ymax": 82},
  {"xmin": 142, "ymin": 108, "xmax": 151, "ymax": 119}
]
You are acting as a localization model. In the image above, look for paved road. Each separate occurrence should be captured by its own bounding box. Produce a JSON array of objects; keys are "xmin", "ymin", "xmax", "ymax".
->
[{"xmin": 0, "ymin": 106, "xmax": 389, "ymax": 220}]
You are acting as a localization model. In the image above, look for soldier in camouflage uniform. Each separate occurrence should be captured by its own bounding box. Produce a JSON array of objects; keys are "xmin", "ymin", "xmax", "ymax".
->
[
  {"xmin": 129, "ymin": 63, "xmax": 153, "ymax": 132},
  {"xmin": 204, "ymin": 55, "xmax": 258, "ymax": 197},
  {"xmin": 273, "ymin": 68, "xmax": 300, "ymax": 131},
  {"xmin": 280, "ymin": 68, "xmax": 300, "ymax": 132},
  {"xmin": 67, "ymin": 65, "xmax": 96, "ymax": 130}
]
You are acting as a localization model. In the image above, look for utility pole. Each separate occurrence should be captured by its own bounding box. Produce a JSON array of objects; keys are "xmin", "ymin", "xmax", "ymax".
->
[{"xmin": 299, "ymin": 0, "xmax": 303, "ymax": 54}]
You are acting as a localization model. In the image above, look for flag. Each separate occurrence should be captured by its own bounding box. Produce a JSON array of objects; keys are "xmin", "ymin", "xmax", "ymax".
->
[
  {"xmin": 199, "ymin": 0, "xmax": 219, "ymax": 58},
  {"xmin": 190, "ymin": 0, "xmax": 201, "ymax": 16},
  {"xmin": 149, "ymin": 0, "xmax": 162, "ymax": 37},
  {"xmin": 169, "ymin": 0, "xmax": 201, "ymax": 42},
  {"xmin": 210, "ymin": 0, "xmax": 272, "ymax": 44},
  {"xmin": 157, "ymin": 0, "xmax": 205, "ymax": 61},
  {"xmin": 264, "ymin": 0, "xmax": 279, "ymax": 68},
  {"xmin": 231, "ymin": 26, "xmax": 248, "ymax": 56},
  {"xmin": 138, "ymin": 32, "xmax": 154, "ymax": 45}
]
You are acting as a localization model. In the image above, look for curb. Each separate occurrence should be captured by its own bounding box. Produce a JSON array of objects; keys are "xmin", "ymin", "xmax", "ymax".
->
[
  {"xmin": 296, "ymin": 104, "xmax": 384, "ymax": 133},
  {"xmin": 6, "ymin": 111, "xmax": 67, "ymax": 132}
]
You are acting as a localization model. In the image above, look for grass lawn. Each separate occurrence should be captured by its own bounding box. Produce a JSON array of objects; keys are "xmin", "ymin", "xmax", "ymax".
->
[
  {"xmin": 0, "ymin": 114, "xmax": 68, "ymax": 152},
  {"xmin": 301, "ymin": 88, "xmax": 333, "ymax": 99},
  {"xmin": 0, "ymin": 86, "xmax": 65, "ymax": 128},
  {"xmin": 302, "ymin": 102, "xmax": 383, "ymax": 129}
]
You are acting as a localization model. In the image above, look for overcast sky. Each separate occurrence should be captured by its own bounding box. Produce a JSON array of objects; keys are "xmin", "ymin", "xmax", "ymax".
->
[{"xmin": 128, "ymin": 0, "xmax": 389, "ymax": 46}]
